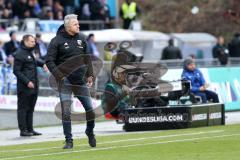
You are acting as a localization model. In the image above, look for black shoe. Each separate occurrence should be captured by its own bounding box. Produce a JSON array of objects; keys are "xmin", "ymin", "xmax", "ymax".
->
[
  {"xmin": 86, "ymin": 131, "xmax": 96, "ymax": 147},
  {"xmin": 63, "ymin": 140, "xmax": 73, "ymax": 149},
  {"xmin": 20, "ymin": 130, "xmax": 33, "ymax": 137},
  {"xmin": 29, "ymin": 130, "xmax": 42, "ymax": 136}
]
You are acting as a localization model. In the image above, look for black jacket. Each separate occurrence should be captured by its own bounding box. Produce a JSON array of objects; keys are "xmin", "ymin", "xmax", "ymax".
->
[
  {"xmin": 4, "ymin": 40, "xmax": 20, "ymax": 56},
  {"xmin": 212, "ymin": 44, "xmax": 229, "ymax": 65},
  {"xmin": 228, "ymin": 36, "xmax": 240, "ymax": 57},
  {"xmin": 45, "ymin": 25, "xmax": 93, "ymax": 84},
  {"xmin": 161, "ymin": 45, "xmax": 182, "ymax": 60},
  {"xmin": 13, "ymin": 43, "xmax": 43, "ymax": 94}
]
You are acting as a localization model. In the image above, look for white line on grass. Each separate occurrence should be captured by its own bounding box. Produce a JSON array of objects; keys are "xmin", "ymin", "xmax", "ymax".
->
[
  {"xmin": 2, "ymin": 132, "xmax": 238, "ymax": 160},
  {"xmin": 2, "ymin": 133, "xmax": 240, "ymax": 160},
  {"xmin": 0, "ymin": 130, "xmax": 223, "ymax": 153}
]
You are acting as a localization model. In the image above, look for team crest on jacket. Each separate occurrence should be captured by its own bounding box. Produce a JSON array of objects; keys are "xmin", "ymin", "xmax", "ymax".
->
[
  {"xmin": 77, "ymin": 40, "xmax": 82, "ymax": 46},
  {"xmin": 64, "ymin": 42, "xmax": 69, "ymax": 49}
]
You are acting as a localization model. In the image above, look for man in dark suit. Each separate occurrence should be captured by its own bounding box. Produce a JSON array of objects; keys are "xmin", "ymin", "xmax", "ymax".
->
[{"xmin": 13, "ymin": 35, "xmax": 44, "ymax": 137}]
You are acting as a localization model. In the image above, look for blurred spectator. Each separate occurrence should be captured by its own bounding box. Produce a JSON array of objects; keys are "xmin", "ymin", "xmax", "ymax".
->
[
  {"xmin": 0, "ymin": 0, "xmax": 8, "ymax": 30},
  {"xmin": 161, "ymin": 39, "xmax": 182, "ymax": 60},
  {"xmin": 60, "ymin": 0, "xmax": 75, "ymax": 15},
  {"xmin": 101, "ymin": 0, "xmax": 111, "ymax": 28},
  {"xmin": 228, "ymin": 33, "xmax": 240, "ymax": 57},
  {"xmin": 5, "ymin": 0, "xmax": 13, "ymax": 10},
  {"xmin": 4, "ymin": 31, "xmax": 20, "ymax": 57},
  {"xmin": 119, "ymin": 0, "xmax": 140, "ymax": 29},
  {"xmin": 80, "ymin": 1, "xmax": 91, "ymax": 30},
  {"xmin": 1, "ymin": 8, "xmax": 12, "ymax": 19},
  {"xmin": 25, "ymin": 0, "xmax": 39, "ymax": 18},
  {"xmin": 0, "ymin": 40, "xmax": 7, "ymax": 63},
  {"xmin": 46, "ymin": 9, "xmax": 54, "ymax": 19},
  {"xmin": 212, "ymin": 36, "xmax": 229, "ymax": 65},
  {"xmin": 7, "ymin": 54, "xmax": 14, "ymax": 65},
  {"xmin": 81, "ymin": 1, "xmax": 91, "ymax": 20},
  {"xmin": 12, "ymin": 0, "xmax": 28, "ymax": 19},
  {"xmin": 189, "ymin": 54, "xmax": 196, "ymax": 59},
  {"xmin": 0, "ymin": 0, "xmax": 5, "ymax": 11},
  {"xmin": 35, "ymin": 33, "xmax": 47, "ymax": 60},
  {"xmin": 87, "ymin": 33, "xmax": 100, "ymax": 57},
  {"xmin": 55, "ymin": 10, "xmax": 63, "ymax": 20},
  {"xmin": 40, "ymin": 6, "xmax": 52, "ymax": 19},
  {"xmin": 1, "ymin": 8, "xmax": 12, "ymax": 29},
  {"xmin": 0, "ymin": 0, "xmax": 115, "ymax": 30},
  {"xmin": 39, "ymin": 0, "xmax": 52, "ymax": 7},
  {"xmin": 53, "ymin": 1, "xmax": 63, "ymax": 13},
  {"xmin": 52, "ymin": 0, "xmax": 64, "ymax": 19},
  {"xmin": 41, "ymin": 0, "xmax": 53, "ymax": 13},
  {"xmin": 104, "ymin": 42, "xmax": 117, "ymax": 61},
  {"xmin": 41, "ymin": 9, "xmax": 54, "ymax": 20},
  {"xmin": 28, "ymin": 0, "xmax": 42, "ymax": 17},
  {"xmin": 90, "ymin": 0, "xmax": 104, "ymax": 20},
  {"xmin": 23, "ymin": 9, "xmax": 31, "ymax": 18}
]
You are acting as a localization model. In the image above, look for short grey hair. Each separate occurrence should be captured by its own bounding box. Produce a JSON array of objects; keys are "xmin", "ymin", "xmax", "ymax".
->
[{"xmin": 64, "ymin": 14, "xmax": 78, "ymax": 30}]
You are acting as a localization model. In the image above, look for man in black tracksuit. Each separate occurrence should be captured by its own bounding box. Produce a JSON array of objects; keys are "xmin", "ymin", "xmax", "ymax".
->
[
  {"xmin": 45, "ymin": 14, "xmax": 96, "ymax": 149},
  {"xmin": 13, "ymin": 35, "xmax": 43, "ymax": 137}
]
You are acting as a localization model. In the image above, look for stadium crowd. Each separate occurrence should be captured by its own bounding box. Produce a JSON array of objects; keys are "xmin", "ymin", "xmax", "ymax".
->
[{"xmin": 0, "ymin": 0, "xmax": 111, "ymax": 31}]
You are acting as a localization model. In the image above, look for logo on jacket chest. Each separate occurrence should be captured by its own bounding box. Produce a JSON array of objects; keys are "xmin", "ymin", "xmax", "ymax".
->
[
  {"xmin": 27, "ymin": 55, "xmax": 34, "ymax": 61},
  {"xmin": 64, "ymin": 42, "xmax": 69, "ymax": 49},
  {"xmin": 77, "ymin": 40, "xmax": 83, "ymax": 49}
]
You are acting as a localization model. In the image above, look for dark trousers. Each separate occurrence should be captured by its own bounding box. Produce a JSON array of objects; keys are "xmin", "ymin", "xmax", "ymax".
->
[
  {"xmin": 123, "ymin": 18, "xmax": 132, "ymax": 29},
  {"xmin": 194, "ymin": 90, "xmax": 219, "ymax": 103},
  {"xmin": 17, "ymin": 92, "xmax": 38, "ymax": 132},
  {"xmin": 59, "ymin": 78, "xmax": 95, "ymax": 141}
]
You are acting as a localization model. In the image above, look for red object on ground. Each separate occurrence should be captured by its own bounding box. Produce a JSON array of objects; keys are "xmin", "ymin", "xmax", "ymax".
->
[{"xmin": 105, "ymin": 112, "xmax": 119, "ymax": 120}]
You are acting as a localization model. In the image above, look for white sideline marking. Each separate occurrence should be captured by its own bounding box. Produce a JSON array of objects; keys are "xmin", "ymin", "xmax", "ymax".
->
[
  {"xmin": 2, "ymin": 133, "xmax": 239, "ymax": 160},
  {"xmin": 0, "ymin": 130, "xmax": 223, "ymax": 153},
  {"xmin": 2, "ymin": 133, "xmax": 240, "ymax": 160}
]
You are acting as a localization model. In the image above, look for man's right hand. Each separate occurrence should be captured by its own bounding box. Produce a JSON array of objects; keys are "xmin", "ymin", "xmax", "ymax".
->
[{"xmin": 27, "ymin": 81, "xmax": 34, "ymax": 89}]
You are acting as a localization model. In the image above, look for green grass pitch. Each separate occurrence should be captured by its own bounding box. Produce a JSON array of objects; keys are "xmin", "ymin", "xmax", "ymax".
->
[{"xmin": 1, "ymin": 124, "xmax": 240, "ymax": 160}]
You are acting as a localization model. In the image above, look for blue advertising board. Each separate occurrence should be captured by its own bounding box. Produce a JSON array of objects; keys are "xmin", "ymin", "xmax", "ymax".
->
[{"xmin": 208, "ymin": 67, "xmax": 240, "ymax": 111}]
